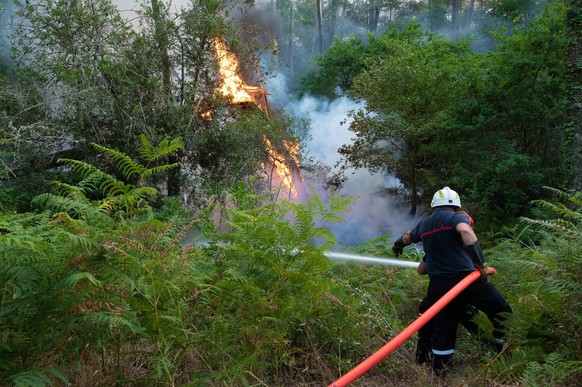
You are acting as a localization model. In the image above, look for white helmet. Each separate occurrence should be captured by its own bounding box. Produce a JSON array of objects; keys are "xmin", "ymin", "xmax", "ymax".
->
[{"xmin": 431, "ymin": 187, "xmax": 461, "ymax": 208}]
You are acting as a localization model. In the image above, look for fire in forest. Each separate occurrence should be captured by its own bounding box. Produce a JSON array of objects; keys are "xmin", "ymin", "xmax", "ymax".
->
[
  {"xmin": 263, "ymin": 136, "xmax": 299, "ymax": 199},
  {"xmin": 211, "ymin": 38, "xmax": 302, "ymax": 200},
  {"xmin": 213, "ymin": 38, "xmax": 265, "ymax": 107}
]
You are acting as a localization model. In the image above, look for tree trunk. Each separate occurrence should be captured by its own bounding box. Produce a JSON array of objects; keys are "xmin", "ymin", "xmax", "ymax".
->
[
  {"xmin": 328, "ymin": 0, "xmax": 338, "ymax": 49},
  {"xmin": 465, "ymin": 0, "xmax": 475, "ymax": 33},
  {"xmin": 428, "ymin": 0, "xmax": 432, "ymax": 31},
  {"xmin": 410, "ymin": 164, "xmax": 418, "ymax": 216},
  {"xmin": 566, "ymin": 0, "xmax": 582, "ymax": 191},
  {"xmin": 151, "ymin": 0, "xmax": 172, "ymax": 99},
  {"xmin": 272, "ymin": 0, "xmax": 283, "ymax": 73},
  {"xmin": 451, "ymin": 0, "xmax": 460, "ymax": 40},
  {"xmin": 167, "ymin": 154, "xmax": 181, "ymax": 196},
  {"xmin": 368, "ymin": 0, "xmax": 380, "ymax": 32},
  {"xmin": 316, "ymin": 0, "xmax": 324, "ymax": 54},
  {"xmin": 289, "ymin": 1, "xmax": 294, "ymax": 74},
  {"xmin": 151, "ymin": 0, "xmax": 179, "ymax": 196}
]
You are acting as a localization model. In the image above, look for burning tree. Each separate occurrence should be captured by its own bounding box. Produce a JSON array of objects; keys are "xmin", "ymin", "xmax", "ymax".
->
[
  {"xmin": 210, "ymin": 38, "xmax": 304, "ymax": 201},
  {"xmin": 8, "ymin": 0, "xmax": 301, "ymax": 207}
]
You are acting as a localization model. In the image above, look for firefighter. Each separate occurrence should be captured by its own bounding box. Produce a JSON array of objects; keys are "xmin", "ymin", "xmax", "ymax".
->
[
  {"xmin": 392, "ymin": 187, "xmax": 512, "ymax": 373},
  {"xmin": 415, "ymin": 209, "xmax": 489, "ymax": 365}
]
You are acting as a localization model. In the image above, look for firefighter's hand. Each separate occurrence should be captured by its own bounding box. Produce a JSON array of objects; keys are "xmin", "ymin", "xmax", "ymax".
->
[
  {"xmin": 392, "ymin": 244, "xmax": 404, "ymax": 257},
  {"xmin": 392, "ymin": 235, "xmax": 407, "ymax": 257},
  {"xmin": 476, "ymin": 264, "xmax": 489, "ymax": 281}
]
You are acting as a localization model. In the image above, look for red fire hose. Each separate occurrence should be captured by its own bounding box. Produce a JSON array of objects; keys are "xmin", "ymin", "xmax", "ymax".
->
[{"xmin": 329, "ymin": 267, "xmax": 496, "ymax": 387}]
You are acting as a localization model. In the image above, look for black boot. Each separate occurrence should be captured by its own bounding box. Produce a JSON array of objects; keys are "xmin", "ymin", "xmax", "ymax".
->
[
  {"xmin": 432, "ymin": 353, "xmax": 453, "ymax": 375},
  {"xmin": 415, "ymin": 323, "xmax": 433, "ymax": 365},
  {"xmin": 415, "ymin": 349, "xmax": 431, "ymax": 365}
]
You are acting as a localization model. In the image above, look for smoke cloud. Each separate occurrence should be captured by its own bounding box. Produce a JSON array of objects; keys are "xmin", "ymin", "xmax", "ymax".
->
[{"xmin": 265, "ymin": 71, "xmax": 418, "ymax": 245}]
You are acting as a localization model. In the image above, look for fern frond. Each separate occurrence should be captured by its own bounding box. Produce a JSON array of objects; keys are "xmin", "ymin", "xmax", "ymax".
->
[
  {"xmin": 529, "ymin": 200, "xmax": 582, "ymax": 222},
  {"xmin": 519, "ymin": 218, "xmax": 582, "ymax": 238},
  {"xmin": 63, "ymin": 232, "xmax": 96, "ymax": 251},
  {"xmin": 0, "ymin": 212, "xmax": 52, "ymax": 235},
  {"xmin": 520, "ymin": 352, "xmax": 582, "ymax": 386},
  {"xmin": 98, "ymin": 174, "xmax": 132, "ymax": 197},
  {"xmin": 305, "ymin": 189, "xmax": 326, "ymax": 213},
  {"xmin": 138, "ymin": 134, "xmax": 184, "ymax": 163},
  {"xmin": 138, "ymin": 134, "xmax": 156, "ymax": 161},
  {"xmin": 1, "ymin": 265, "xmax": 43, "ymax": 297},
  {"xmin": 48, "ymin": 181, "xmax": 89, "ymax": 199},
  {"xmin": 291, "ymin": 205, "xmax": 315, "ymax": 242},
  {"xmin": 508, "ymin": 258, "xmax": 548, "ymax": 272},
  {"xmin": 57, "ymin": 158, "xmax": 107, "ymax": 181},
  {"xmin": 42, "ymin": 223, "xmax": 97, "ymax": 251},
  {"xmin": 33, "ymin": 193, "xmax": 92, "ymax": 217},
  {"xmin": 160, "ymin": 314, "xmax": 182, "ymax": 325},
  {"xmin": 82, "ymin": 311, "xmax": 144, "ymax": 334},
  {"xmin": 0, "ymin": 236, "xmax": 38, "ymax": 252},
  {"xmin": 57, "ymin": 157, "xmax": 132, "ymax": 200},
  {"xmin": 318, "ymin": 212, "xmax": 347, "ymax": 224},
  {"xmin": 326, "ymin": 190, "xmax": 354, "ymax": 213},
  {"xmin": 0, "ymin": 212, "xmax": 91, "ymax": 264},
  {"xmin": 60, "ymin": 272, "xmax": 101, "ymax": 288},
  {"xmin": 75, "ymin": 172, "xmax": 102, "ymax": 192},
  {"xmin": 32, "ymin": 193, "xmax": 110, "ymax": 226},
  {"xmin": 8, "ymin": 367, "xmax": 68, "ymax": 387},
  {"xmin": 150, "ymin": 352, "xmax": 176, "ymax": 380},
  {"xmin": 141, "ymin": 162, "xmax": 182, "ymax": 180},
  {"xmin": 91, "ymin": 142, "xmax": 147, "ymax": 181},
  {"xmin": 488, "ymin": 347, "xmax": 544, "ymax": 377},
  {"xmin": 541, "ymin": 186, "xmax": 582, "ymax": 207},
  {"xmin": 104, "ymin": 187, "xmax": 157, "ymax": 210},
  {"xmin": 98, "ymin": 199, "xmax": 116, "ymax": 215},
  {"xmin": 312, "ymin": 228, "xmax": 337, "ymax": 244},
  {"xmin": 529, "ymin": 277, "xmax": 582, "ymax": 295}
]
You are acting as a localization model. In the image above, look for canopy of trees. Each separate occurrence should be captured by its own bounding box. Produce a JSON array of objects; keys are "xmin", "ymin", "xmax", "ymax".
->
[{"xmin": 303, "ymin": 3, "xmax": 571, "ymax": 225}]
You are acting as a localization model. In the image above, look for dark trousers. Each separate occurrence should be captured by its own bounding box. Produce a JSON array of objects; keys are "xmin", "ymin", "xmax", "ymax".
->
[
  {"xmin": 417, "ymin": 273, "xmax": 512, "ymax": 370},
  {"xmin": 416, "ymin": 300, "xmax": 481, "ymax": 363}
]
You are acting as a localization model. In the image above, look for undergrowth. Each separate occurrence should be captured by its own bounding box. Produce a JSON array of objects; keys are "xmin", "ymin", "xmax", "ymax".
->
[{"xmin": 1, "ymin": 137, "xmax": 580, "ymax": 386}]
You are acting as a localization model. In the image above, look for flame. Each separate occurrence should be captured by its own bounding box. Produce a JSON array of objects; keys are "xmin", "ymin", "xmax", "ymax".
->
[
  {"xmin": 263, "ymin": 136, "xmax": 299, "ymax": 199},
  {"xmin": 213, "ymin": 38, "xmax": 263, "ymax": 105},
  {"xmin": 199, "ymin": 108, "xmax": 213, "ymax": 121},
  {"xmin": 284, "ymin": 140, "xmax": 300, "ymax": 167},
  {"xmin": 212, "ymin": 38, "xmax": 301, "ymax": 199}
]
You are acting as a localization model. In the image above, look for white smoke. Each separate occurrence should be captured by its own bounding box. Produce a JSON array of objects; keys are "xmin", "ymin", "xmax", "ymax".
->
[{"xmin": 266, "ymin": 71, "xmax": 418, "ymax": 245}]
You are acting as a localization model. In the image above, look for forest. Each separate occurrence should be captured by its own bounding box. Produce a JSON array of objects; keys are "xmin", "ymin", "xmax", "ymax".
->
[{"xmin": 0, "ymin": 0, "xmax": 580, "ymax": 385}]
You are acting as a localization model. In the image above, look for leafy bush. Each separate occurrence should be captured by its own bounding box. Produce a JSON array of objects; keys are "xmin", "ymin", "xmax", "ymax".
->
[
  {"xmin": 0, "ymin": 136, "xmax": 195, "ymax": 385},
  {"xmin": 194, "ymin": 186, "xmax": 356, "ymax": 384},
  {"xmin": 484, "ymin": 187, "xmax": 582, "ymax": 384}
]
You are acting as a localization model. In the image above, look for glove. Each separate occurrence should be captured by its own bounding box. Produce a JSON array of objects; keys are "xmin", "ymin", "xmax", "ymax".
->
[
  {"xmin": 392, "ymin": 236, "xmax": 406, "ymax": 257},
  {"xmin": 475, "ymin": 264, "xmax": 489, "ymax": 282},
  {"xmin": 392, "ymin": 244, "xmax": 404, "ymax": 257}
]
